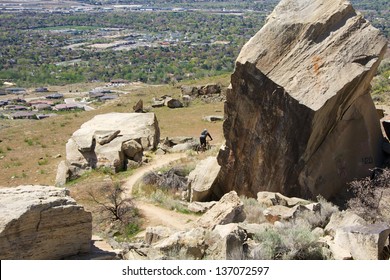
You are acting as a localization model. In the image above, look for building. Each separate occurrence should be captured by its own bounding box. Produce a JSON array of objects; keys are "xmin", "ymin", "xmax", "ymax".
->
[
  {"xmin": 53, "ymin": 104, "xmax": 84, "ymax": 111},
  {"xmin": 35, "ymin": 87, "xmax": 49, "ymax": 93},
  {"xmin": 8, "ymin": 111, "xmax": 37, "ymax": 120},
  {"xmin": 28, "ymin": 100, "xmax": 54, "ymax": 106},
  {"xmin": 4, "ymin": 105, "xmax": 28, "ymax": 111},
  {"xmin": 46, "ymin": 93, "xmax": 64, "ymax": 99},
  {"xmin": 5, "ymin": 88, "xmax": 26, "ymax": 95},
  {"xmin": 32, "ymin": 104, "xmax": 52, "ymax": 111}
]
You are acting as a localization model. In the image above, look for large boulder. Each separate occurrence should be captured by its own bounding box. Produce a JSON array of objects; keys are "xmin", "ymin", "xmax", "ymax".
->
[
  {"xmin": 58, "ymin": 113, "xmax": 160, "ymax": 184},
  {"xmin": 197, "ymin": 191, "xmax": 246, "ymax": 229},
  {"xmin": 151, "ymin": 228, "xmax": 208, "ymax": 260},
  {"xmin": 188, "ymin": 156, "xmax": 221, "ymax": 202},
  {"xmin": 165, "ymin": 98, "xmax": 183, "ymax": 109},
  {"xmin": 213, "ymin": 0, "xmax": 387, "ymax": 199},
  {"xmin": 0, "ymin": 185, "xmax": 92, "ymax": 259},
  {"xmin": 206, "ymin": 224, "xmax": 248, "ymax": 260},
  {"xmin": 331, "ymin": 223, "xmax": 390, "ymax": 260}
]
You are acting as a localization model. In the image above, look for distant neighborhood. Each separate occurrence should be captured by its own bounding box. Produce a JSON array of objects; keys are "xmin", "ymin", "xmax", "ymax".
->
[{"xmin": 0, "ymin": 80, "xmax": 125, "ymax": 120}]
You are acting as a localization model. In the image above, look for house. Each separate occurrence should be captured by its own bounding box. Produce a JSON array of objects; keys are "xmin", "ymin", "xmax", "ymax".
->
[
  {"xmin": 8, "ymin": 98, "xmax": 26, "ymax": 104},
  {"xmin": 46, "ymin": 93, "xmax": 64, "ymax": 99},
  {"xmin": 89, "ymin": 92, "xmax": 105, "ymax": 99},
  {"xmin": 28, "ymin": 100, "xmax": 54, "ymax": 106},
  {"xmin": 5, "ymin": 88, "xmax": 26, "ymax": 95},
  {"xmin": 9, "ymin": 111, "xmax": 37, "ymax": 120},
  {"xmin": 0, "ymin": 90, "xmax": 6, "ymax": 96},
  {"xmin": 53, "ymin": 104, "xmax": 84, "ymax": 111},
  {"xmin": 4, "ymin": 105, "xmax": 28, "ymax": 111},
  {"xmin": 0, "ymin": 100, "xmax": 8, "ymax": 106},
  {"xmin": 13, "ymin": 105, "xmax": 29, "ymax": 111},
  {"xmin": 32, "ymin": 104, "xmax": 52, "ymax": 111},
  {"xmin": 35, "ymin": 87, "xmax": 49, "ymax": 93}
]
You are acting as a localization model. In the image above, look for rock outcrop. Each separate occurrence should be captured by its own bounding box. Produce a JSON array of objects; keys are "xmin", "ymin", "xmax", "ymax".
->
[
  {"xmin": 188, "ymin": 156, "xmax": 221, "ymax": 202},
  {"xmin": 0, "ymin": 185, "xmax": 92, "ymax": 259},
  {"xmin": 197, "ymin": 191, "xmax": 246, "ymax": 229},
  {"xmin": 57, "ymin": 112, "xmax": 160, "ymax": 184},
  {"xmin": 180, "ymin": 83, "xmax": 226, "ymax": 103},
  {"xmin": 213, "ymin": 0, "xmax": 387, "ymax": 199},
  {"xmin": 119, "ymin": 191, "xmax": 389, "ymax": 260}
]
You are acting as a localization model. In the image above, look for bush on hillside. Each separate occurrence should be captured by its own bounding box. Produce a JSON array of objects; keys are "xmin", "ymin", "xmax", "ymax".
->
[
  {"xmin": 87, "ymin": 181, "xmax": 141, "ymax": 238},
  {"xmin": 253, "ymin": 220, "xmax": 329, "ymax": 260},
  {"xmin": 347, "ymin": 168, "xmax": 390, "ymax": 222}
]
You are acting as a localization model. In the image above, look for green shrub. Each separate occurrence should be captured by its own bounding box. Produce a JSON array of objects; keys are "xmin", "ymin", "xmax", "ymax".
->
[
  {"xmin": 124, "ymin": 223, "xmax": 141, "ymax": 238},
  {"xmin": 253, "ymin": 228, "xmax": 283, "ymax": 260},
  {"xmin": 150, "ymin": 189, "xmax": 190, "ymax": 214},
  {"xmin": 241, "ymin": 196, "xmax": 266, "ymax": 224},
  {"xmin": 24, "ymin": 138, "xmax": 34, "ymax": 146},
  {"xmin": 38, "ymin": 158, "xmax": 49, "ymax": 166},
  {"xmin": 253, "ymin": 220, "xmax": 328, "ymax": 260}
]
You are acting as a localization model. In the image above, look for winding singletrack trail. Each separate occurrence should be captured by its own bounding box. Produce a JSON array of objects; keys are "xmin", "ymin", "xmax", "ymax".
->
[{"xmin": 122, "ymin": 153, "xmax": 198, "ymax": 231}]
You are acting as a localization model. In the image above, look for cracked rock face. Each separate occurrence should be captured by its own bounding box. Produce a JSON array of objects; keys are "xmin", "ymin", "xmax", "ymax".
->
[
  {"xmin": 57, "ymin": 113, "xmax": 160, "ymax": 184},
  {"xmin": 0, "ymin": 185, "xmax": 92, "ymax": 259},
  {"xmin": 213, "ymin": 0, "xmax": 387, "ymax": 199}
]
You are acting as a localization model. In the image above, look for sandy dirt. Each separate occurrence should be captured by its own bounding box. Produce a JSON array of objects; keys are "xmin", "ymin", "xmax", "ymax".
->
[{"xmin": 122, "ymin": 153, "xmax": 198, "ymax": 232}]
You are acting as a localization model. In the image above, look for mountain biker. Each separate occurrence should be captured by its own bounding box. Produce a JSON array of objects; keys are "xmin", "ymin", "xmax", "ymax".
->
[{"xmin": 200, "ymin": 129, "xmax": 213, "ymax": 148}]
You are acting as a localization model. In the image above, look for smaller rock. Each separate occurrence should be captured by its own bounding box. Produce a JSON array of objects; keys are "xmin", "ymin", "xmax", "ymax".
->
[
  {"xmin": 155, "ymin": 148, "xmax": 166, "ymax": 155},
  {"xmin": 55, "ymin": 160, "xmax": 70, "ymax": 187},
  {"xmin": 325, "ymin": 211, "xmax": 367, "ymax": 236},
  {"xmin": 263, "ymin": 204, "xmax": 313, "ymax": 223},
  {"xmin": 197, "ymin": 191, "xmax": 246, "ymax": 229},
  {"xmin": 203, "ymin": 115, "xmax": 224, "ymax": 122},
  {"xmin": 333, "ymin": 223, "xmax": 390, "ymax": 260},
  {"xmin": 312, "ymin": 227, "xmax": 325, "ymax": 237},
  {"xmin": 188, "ymin": 156, "xmax": 220, "ymax": 202},
  {"xmin": 200, "ymin": 84, "xmax": 221, "ymax": 95},
  {"xmin": 180, "ymin": 85, "xmax": 199, "ymax": 96},
  {"xmin": 122, "ymin": 140, "xmax": 143, "ymax": 159},
  {"xmin": 127, "ymin": 160, "xmax": 140, "ymax": 170},
  {"xmin": 257, "ymin": 191, "xmax": 310, "ymax": 207},
  {"xmin": 182, "ymin": 95, "xmax": 191, "ymax": 106},
  {"xmin": 145, "ymin": 226, "xmax": 173, "ymax": 245},
  {"xmin": 151, "ymin": 98, "xmax": 165, "ymax": 108},
  {"xmin": 94, "ymin": 130, "xmax": 120, "ymax": 145},
  {"xmin": 133, "ymin": 99, "xmax": 144, "ymax": 113},
  {"xmin": 165, "ymin": 136, "xmax": 196, "ymax": 146},
  {"xmin": 171, "ymin": 143, "xmax": 193, "ymax": 152},
  {"xmin": 153, "ymin": 228, "xmax": 207, "ymax": 260},
  {"xmin": 165, "ymin": 98, "xmax": 183, "ymax": 109},
  {"xmin": 188, "ymin": 201, "xmax": 217, "ymax": 213},
  {"xmin": 206, "ymin": 223, "xmax": 247, "ymax": 260}
]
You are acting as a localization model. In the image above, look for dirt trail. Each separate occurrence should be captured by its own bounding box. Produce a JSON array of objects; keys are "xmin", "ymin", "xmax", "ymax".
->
[{"xmin": 122, "ymin": 153, "xmax": 198, "ymax": 231}]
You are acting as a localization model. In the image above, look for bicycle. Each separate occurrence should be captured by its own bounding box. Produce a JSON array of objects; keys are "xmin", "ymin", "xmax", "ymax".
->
[{"xmin": 196, "ymin": 140, "xmax": 211, "ymax": 153}]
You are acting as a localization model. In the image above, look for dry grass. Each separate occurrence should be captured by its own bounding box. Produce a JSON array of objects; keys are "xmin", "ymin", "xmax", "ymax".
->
[{"xmin": 0, "ymin": 75, "xmax": 228, "ymax": 187}]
